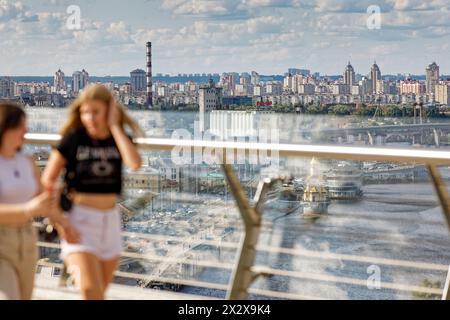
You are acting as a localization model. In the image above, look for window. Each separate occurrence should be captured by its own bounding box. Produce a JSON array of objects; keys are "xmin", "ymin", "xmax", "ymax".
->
[{"xmin": 171, "ymin": 168, "xmax": 177, "ymax": 180}]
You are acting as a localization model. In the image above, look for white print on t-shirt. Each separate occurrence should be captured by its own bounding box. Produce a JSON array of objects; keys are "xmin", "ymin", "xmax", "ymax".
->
[
  {"xmin": 90, "ymin": 161, "xmax": 114, "ymax": 177},
  {"xmin": 76, "ymin": 146, "xmax": 121, "ymax": 161}
]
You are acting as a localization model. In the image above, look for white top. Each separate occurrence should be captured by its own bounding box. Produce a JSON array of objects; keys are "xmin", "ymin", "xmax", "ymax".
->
[{"xmin": 0, "ymin": 152, "xmax": 39, "ymax": 204}]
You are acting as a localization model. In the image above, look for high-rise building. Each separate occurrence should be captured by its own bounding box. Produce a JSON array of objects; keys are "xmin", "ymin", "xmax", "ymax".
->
[
  {"xmin": 351, "ymin": 85, "xmax": 361, "ymax": 96},
  {"xmin": 370, "ymin": 62, "xmax": 381, "ymax": 94},
  {"xmin": 240, "ymin": 73, "xmax": 251, "ymax": 86},
  {"xmin": 231, "ymin": 73, "xmax": 240, "ymax": 92},
  {"xmin": 435, "ymin": 82, "xmax": 450, "ymax": 105},
  {"xmin": 54, "ymin": 69, "xmax": 66, "ymax": 92},
  {"xmin": 199, "ymin": 79, "xmax": 223, "ymax": 133},
  {"xmin": 0, "ymin": 77, "xmax": 15, "ymax": 98},
  {"xmin": 251, "ymin": 71, "xmax": 260, "ymax": 86},
  {"xmin": 360, "ymin": 77, "xmax": 372, "ymax": 95},
  {"xmin": 399, "ymin": 80, "xmax": 426, "ymax": 95},
  {"xmin": 220, "ymin": 73, "xmax": 235, "ymax": 96},
  {"xmin": 81, "ymin": 69, "xmax": 89, "ymax": 88},
  {"xmin": 384, "ymin": 81, "xmax": 398, "ymax": 95},
  {"xmin": 344, "ymin": 62, "xmax": 356, "ymax": 87},
  {"xmin": 298, "ymin": 84, "xmax": 315, "ymax": 95},
  {"xmin": 72, "ymin": 69, "xmax": 89, "ymax": 93},
  {"xmin": 376, "ymin": 80, "xmax": 385, "ymax": 94},
  {"xmin": 253, "ymin": 85, "xmax": 264, "ymax": 97},
  {"xmin": 426, "ymin": 62, "xmax": 440, "ymax": 95},
  {"xmin": 291, "ymin": 74, "xmax": 308, "ymax": 94},
  {"xmin": 72, "ymin": 71, "xmax": 81, "ymax": 93},
  {"xmin": 332, "ymin": 84, "xmax": 349, "ymax": 95},
  {"xmin": 283, "ymin": 73, "xmax": 293, "ymax": 91},
  {"xmin": 266, "ymin": 82, "xmax": 283, "ymax": 95},
  {"xmin": 209, "ymin": 111, "xmax": 256, "ymax": 140},
  {"xmin": 234, "ymin": 83, "xmax": 252, "ymax": 96},
  {"xmin": 199, "ymin": 79, "xmax": 223, "ymax": 112},
  {"xmin": 157, "ymin": 85, "xmax": 168, "ymax": 97},
  {"xmin": 130, "ymin": 69, "xmax": 147, "ymax": 93}
]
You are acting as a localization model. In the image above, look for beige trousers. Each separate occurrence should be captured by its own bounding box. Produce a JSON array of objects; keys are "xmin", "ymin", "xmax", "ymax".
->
[{"xmin": 0, "ymin": 223, "xmax": 38, "ymax": 300}]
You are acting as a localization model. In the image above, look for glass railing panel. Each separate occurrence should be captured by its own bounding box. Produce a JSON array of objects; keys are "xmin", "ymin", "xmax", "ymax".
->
[
  {"xmin": 250, "ymin": 156, "xmax": 450, "ymax": 300},
  {"xmin": 23, "ymin": 108, "xmax": 450, "ymax": 300}
]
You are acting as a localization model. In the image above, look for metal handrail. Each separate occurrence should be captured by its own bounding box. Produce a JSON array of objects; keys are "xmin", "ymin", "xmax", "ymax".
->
[
  {"xmin": 26, "ymin": 133, "xmax": 450, "ymax": 300},
  {"xmin": 26, "ymin": 133, "xmax": 450, "ymax": 165}
]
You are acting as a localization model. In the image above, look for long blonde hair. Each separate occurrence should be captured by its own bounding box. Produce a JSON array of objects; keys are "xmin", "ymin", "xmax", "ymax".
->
[{"xmin": 60, "ymin": 84, "xmax": 144, "ymax": 137}]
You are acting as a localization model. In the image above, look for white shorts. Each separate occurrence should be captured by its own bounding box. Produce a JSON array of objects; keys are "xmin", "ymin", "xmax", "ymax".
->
[{"xmin": 61, "ymin": 204, "xmax": 123, "ymax": 261}]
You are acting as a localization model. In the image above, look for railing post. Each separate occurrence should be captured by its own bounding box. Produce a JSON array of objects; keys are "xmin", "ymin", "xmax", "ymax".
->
[
  {"xmin": 443, "ymin": 266, "xmax": 450, "ymax": 300},
  {"xmin": 427, "ymin": 165, "xmax": 450, "ymax": 231},
  {"xmin": 427, "ymin": 165, "xmax": 450, "ymax": 300},
  {"xmin": 222, "ymin": 164, "xmax": 274, "ymax": 300}
]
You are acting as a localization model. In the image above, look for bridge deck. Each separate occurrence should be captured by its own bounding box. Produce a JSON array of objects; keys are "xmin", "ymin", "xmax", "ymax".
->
[{"xmin": 33, "ymin": 275, "xmax": 216, "ymax": 300}]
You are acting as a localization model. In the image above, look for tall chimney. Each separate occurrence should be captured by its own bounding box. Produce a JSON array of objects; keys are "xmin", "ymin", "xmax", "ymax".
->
[{"xmin": 146, "ymin": 42, "xmax": 153, "ymax": 108}]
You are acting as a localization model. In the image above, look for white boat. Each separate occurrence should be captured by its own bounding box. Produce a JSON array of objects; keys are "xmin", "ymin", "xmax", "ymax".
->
[{"xmin": 325, "ymin": 161, "xmax": 363, "ymax": 201}]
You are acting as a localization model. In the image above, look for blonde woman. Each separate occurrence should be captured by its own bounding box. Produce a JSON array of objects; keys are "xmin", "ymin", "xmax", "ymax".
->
[
  {"xmin": 42, "ymin": 84, "xmax": 143, "ymax": 300},
  {"xmin": 0, "ymin": 103, "xmax": 76, "ymax": 300}
]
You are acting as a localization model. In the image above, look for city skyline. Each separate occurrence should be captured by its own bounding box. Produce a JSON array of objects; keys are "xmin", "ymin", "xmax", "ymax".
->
[
  {"xmin": 4, "ymin": 59, "xmax": 450, "ymax": 79},
  {"xmin": 0, "ymin": 0, "xmax": 449, "ymax": 76}
]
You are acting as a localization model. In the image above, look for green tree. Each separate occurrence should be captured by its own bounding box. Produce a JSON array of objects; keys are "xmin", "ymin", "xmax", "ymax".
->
[{"xmin": 330, "ymin": 104, "xmax": 352, "ymax": 116}]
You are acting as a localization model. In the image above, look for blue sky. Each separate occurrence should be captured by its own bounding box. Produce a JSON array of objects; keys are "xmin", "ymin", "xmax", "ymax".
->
[{"xmin": 1, "ymin": 0, "xmax": 449, "ymax": 76}]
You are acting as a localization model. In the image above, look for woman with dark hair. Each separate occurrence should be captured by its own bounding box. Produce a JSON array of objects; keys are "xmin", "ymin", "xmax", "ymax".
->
[{"xmin": 0, "ymin": 103, "xmax": 77, "ymax": 300}]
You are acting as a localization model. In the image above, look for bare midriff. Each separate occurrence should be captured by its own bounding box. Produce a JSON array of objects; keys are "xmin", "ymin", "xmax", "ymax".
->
[{"xmin": 71, "ymin": 192, "xmax": 118, "ymax": 210}]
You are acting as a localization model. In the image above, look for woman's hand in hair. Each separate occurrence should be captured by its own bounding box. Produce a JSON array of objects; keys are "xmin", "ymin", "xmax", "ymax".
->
[{"xmin": 108, "ymin": 100, "xmax": 121, "ymax": 130}]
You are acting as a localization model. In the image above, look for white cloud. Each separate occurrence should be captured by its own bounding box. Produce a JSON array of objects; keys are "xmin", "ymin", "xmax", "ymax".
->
[
  {"xmin": 161, "ymin": 0, "xmax": 244, "ymax": 17},
  {"xmin": 247, "ymin": 16, "xmax": 284, "ymax": 33},
  {"xmin": 301, "ymin": 0, "xmax": 450, "ymax": 12},
  {"xmin": 161, "ymin": 0, "xmax": 301, "ymax": 17},
  {"xmin": 0, "ymin": 0, "xmax": 39, "ymax": 22},
  {"xmin": 0, "ymin": 0, "xmax": 25, "ymax": 21},
  {"xmin": 0, "ymin": 0, "xmax": 450, "ymax": 75},
  {"xmin": 386, "ymin": 0, "xmax": 450, "ymax": 11}
]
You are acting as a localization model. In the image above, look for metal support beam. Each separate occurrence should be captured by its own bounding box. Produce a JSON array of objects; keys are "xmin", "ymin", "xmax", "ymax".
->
[
  {"xmin": 223, "ymin": 163, "xmax": 277, "ymax": 300},
  {"xmin": 367, "ymin": 132, "xmax": 374, "ymax": 146},
  {"xmin": 427, "ymin": 165, "xmax": 450, "ymax": 300},
  {"xmin": 433, "ymin": 129, "xmax": 440, "ymax": 148}
]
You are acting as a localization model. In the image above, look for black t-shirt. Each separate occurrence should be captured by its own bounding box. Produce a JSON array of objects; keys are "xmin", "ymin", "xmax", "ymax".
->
[{"xmin": 56, "ymin": 128, "xmax": 124, "ymax": 194}]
